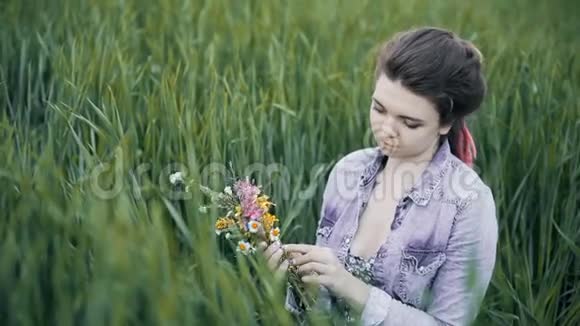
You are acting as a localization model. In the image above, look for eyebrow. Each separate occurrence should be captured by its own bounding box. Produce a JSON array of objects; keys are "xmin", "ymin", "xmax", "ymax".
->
[{"xmin": 372, "ymin": 97, "xmax": 425, "ymax": 124}]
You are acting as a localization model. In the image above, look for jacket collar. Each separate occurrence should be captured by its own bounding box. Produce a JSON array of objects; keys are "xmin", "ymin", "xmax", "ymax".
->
[{"xmin": 359, "ymin": 139, "xmax": 452, "ymax": 206}]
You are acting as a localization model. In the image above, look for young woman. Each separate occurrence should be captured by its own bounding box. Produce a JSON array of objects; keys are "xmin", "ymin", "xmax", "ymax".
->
[{"xmin": 259, "ymin": 26, "xmax": 498, "ymax": 326}]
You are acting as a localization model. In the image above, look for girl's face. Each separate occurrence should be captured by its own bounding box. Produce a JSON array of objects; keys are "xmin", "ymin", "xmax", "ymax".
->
[{"xmin": 370, "ymin": 74, "xmax": 452, "ymax": 160}]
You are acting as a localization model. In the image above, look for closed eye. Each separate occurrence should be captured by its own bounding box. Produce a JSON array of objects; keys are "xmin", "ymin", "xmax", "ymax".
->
[
  {"xmin": 404, "ymin": 120, "xmax": 422, "ymax": 129},
  {"xmin": 373, "ymin": 99, "xmax": 424, "ymax": 130},
  {"xmin": 372, "ymin": 105, "xmax": 386, "ymax": 113}
]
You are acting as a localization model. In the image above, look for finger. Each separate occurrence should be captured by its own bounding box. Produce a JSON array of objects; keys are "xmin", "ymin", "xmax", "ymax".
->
[
  {"xmin": 257, "ymin": 225, "xmax": 266, "ymax": 239},
  {"xmin": 301, "ymin": 274, "xmax": 317, "ymax": 284},
  {"xmin": 267, "ymin": 248, "xmax": 284, "ymax": 271},
  {"xmin": 301, "ymin": 274, "xmax": 331, "ymax": 288},
  {"xmin": 264, "ymin": 242, "xmax": 281, "ymax": 260},
  {"xmin": 297, "ymin": 262, "xmax": 331, "ymax": 276},
  {"xmin": 283, "ymin": 244, "xmax": 316, "ymax": 254},
  {"xmin": 289, "ymin": 252, "xmax": 315, "ymax": 267},
  {"xmin": 264, "ymin": 241, "xmax": 279, "ymax": 257},
  {"xmin": 275, "ymin": 259, "xmax": 290, "ymax": 281},
  {"xmin": 290, "ymin": 249, "xmax": 332, "ymax": 266},
  {"xmin": 288, "ymin": 252, "xmax": 302, "ymax": 259},
  {"xmin": 257, "ymin": 241, "xmax": 267, "ymax": 252},
  {"xmin": 284, "ymin": 252, "xmax": 303, "ymax": 265}
]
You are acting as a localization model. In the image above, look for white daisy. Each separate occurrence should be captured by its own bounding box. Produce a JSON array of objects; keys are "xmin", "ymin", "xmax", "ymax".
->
[
  {"xmin": 236, "ymin": 241, "xmax": 253, "ymax": 255},
  {"xmin": 247, "ymin": 221, "xmax": 261, "ymax": 233},
  {"xmin": 270, "ymin": 227, "xmax": 281, "ymax": 242},
  {"xmin": 169, "ymin": 171, "xmax": 185, "ymax": 185}
]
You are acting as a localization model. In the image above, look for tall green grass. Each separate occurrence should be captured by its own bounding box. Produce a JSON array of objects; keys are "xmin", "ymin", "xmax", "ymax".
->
[{"xmin": 1, "ymin": 0, "xmax": 578, "ymax": 325}]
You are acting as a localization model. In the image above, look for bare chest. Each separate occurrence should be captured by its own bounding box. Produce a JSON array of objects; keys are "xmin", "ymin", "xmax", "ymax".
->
[{"xmin": 349, "ymin": 185, "xmax": 399, "ymax": 260}]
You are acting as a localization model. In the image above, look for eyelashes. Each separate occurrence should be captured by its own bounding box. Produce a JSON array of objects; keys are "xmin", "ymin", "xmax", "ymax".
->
[
  {"xmin": 405, "ymin": 123, "xmax": 420, "ymax": 129},
  {"xmin": 372, "ymin": 105, "xmax": 386, "ymax": 114},
  {"xmin": 372, "ymin": 106, "xmax": 422, "ymax": 129}
]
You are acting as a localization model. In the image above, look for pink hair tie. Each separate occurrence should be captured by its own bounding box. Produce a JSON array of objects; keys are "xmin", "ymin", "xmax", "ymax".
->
[{"xmin": 457, "ymin": 121, "xmax": 477, "ymax": 167}]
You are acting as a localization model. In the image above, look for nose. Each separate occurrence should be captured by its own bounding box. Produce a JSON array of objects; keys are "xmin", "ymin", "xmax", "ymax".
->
[{"xmin": 381, "ymin": 116, "xmax": 398, "ymax": 139}]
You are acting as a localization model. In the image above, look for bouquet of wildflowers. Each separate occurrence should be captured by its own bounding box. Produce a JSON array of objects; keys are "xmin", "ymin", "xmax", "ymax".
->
[
  {"xmin": 199, "ymin": 175, "xmax": 316, "ymax": 311},
  {"xmin": 199, "ymin": 177, "xmax": 281, "ymax": 254}
]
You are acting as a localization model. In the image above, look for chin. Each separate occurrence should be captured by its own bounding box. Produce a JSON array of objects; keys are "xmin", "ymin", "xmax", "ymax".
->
[{"xmin": 380, "ymin": 145, "xmax": 399, "ymax": 156}]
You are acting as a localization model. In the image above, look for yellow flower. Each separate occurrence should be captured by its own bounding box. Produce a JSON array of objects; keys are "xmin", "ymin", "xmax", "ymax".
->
[
  {"xmin": 262, "ymin": 213, "xmax": 279, "ymax": 234},
  {"xmin": 257, "ymin": 195, "xmax": 272, "ymax": 210},
  {"xmin": 234, "ymin": 205, "xmax": 242, "ymax": 217},
  {"xmin": 215, "ymin": 217, "xmax": 235, "ymax": 232}
]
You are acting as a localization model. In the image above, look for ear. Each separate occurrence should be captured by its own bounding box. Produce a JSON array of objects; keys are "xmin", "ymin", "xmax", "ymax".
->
[{"xmin": 438, "ymin": 122, "xmax": 452, "ymax": 136}]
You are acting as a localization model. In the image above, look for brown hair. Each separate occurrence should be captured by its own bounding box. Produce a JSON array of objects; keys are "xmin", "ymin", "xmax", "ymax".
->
[{"xmin": 374, "ymin": 26, "xmax": 486, "ymax": 161}]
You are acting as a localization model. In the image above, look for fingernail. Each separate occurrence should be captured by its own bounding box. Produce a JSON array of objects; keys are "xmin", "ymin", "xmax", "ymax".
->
[{"xmin": 288, "ymin": 258, "xmax": 294, "ymax": 265}]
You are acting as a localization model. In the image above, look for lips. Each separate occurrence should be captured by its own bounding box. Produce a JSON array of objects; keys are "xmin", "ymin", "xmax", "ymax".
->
[
  {"xmin": 371, "ymin": 128, "xmax": 399, "ymax": 152},
  {"xmin": 383, "ymin": 138, "xmax": 399, "ymax": 149}
]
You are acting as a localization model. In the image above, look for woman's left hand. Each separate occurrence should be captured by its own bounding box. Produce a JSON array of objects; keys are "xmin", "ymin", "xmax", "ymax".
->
[
  {"xmin": 283, "ymin": 244, "xmax": 352, "ymax": 295},
  {"xmin": 283, "ymin": 243, "xmax": 373, "ymax": 312}
]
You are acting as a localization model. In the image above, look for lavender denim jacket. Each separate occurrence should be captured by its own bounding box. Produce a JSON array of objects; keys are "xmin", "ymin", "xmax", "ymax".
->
[{"xmin": 285, "ymin": 140, "xmax": 498, "ymax": 326}]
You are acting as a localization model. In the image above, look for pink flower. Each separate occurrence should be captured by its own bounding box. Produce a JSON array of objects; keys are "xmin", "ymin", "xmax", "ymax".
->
[
  {"xmin": 234, "ymin": 179, "xmax": 260, "ymax": 200},
  {"xmin": 233, "ymin": 179, "xmax": 264, "ymax": 219},
  {"xmin": 247, "ymin": 207, "xmax": 264, "ymax": 220}
]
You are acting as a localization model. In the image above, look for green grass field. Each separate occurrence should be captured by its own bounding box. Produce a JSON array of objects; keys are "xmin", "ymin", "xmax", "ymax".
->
[{"xmin": 1, "ymin": 0, "xmax": 579, "ymax": 325}]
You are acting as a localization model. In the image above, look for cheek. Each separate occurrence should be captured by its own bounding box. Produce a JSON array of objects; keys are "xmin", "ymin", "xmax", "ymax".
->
[
  {"xmin": 401, "ymin": 128, "xmax": 436, "ymax": 149},
  {"xmin": 400, "ymin": 130, "xmax": 420, "ymax": 147},
  {"xmin": 369, "ymin": 112, "xmax": 383, "ymax": 132},
  {"xmin": 369, "ymin": 110, "xmax": 380, "ymax": 124}
]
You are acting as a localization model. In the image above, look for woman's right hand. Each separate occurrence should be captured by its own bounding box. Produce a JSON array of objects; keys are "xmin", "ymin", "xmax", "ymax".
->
[{"xmin": 257, "ymin": 241, "xmax": 298, "ymax": 280}]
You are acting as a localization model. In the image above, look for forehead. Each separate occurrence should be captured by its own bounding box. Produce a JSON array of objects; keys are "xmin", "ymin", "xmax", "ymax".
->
[{"xmin": 372, "ymin": 74, "xmax": 438, "ymax": 121}]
